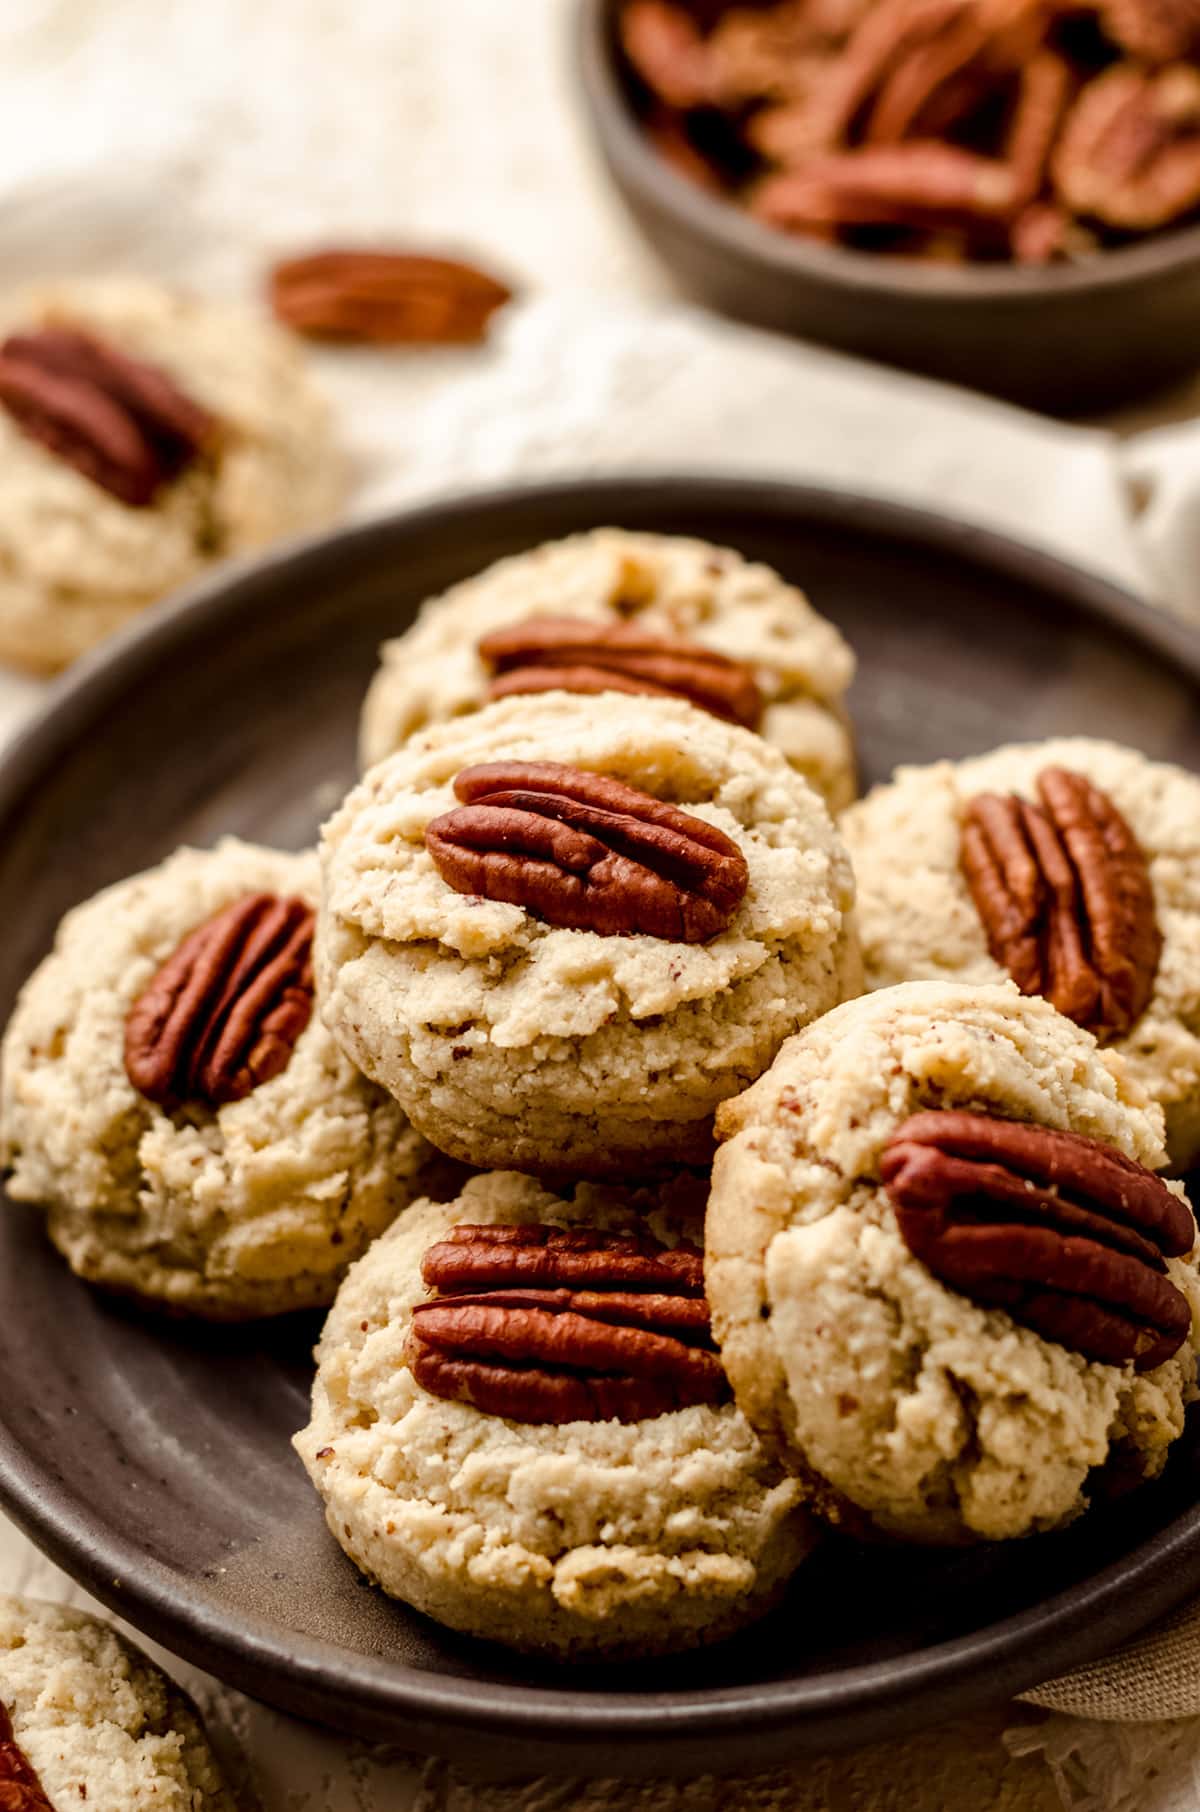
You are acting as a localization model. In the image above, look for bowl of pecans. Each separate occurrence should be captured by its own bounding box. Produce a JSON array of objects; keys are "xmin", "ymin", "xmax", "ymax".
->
[{"xmin": 577, "ymin": 0, "xmax": 1200, "ymax": 411}]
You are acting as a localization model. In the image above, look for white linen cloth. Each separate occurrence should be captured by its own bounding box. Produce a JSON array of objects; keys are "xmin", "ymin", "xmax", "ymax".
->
[{"xmin": 3, "ymin": 1, "xmax": 1200, "ymax": 1806}]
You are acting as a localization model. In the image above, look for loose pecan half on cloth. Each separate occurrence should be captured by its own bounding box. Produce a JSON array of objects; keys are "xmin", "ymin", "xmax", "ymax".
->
[
  {"xmin": 0, "ymin": 328, "xmax": 216, "ymax": 507},
  {"xmin": 269, "ymin": 250, "xmax": 512, "ymax": 344},
  {"xmin": 883, "ymin": 1110, "xmax": 1195, "ymax": 1370},
  {"xmin": 407, "ymin": 1222, "xmax": 729, "ymax": 1423},
  {"xmin": 125, "ymin": 894, "xmax": 315, "ymax": 1109},
  {"xmin": 0, "ymin": 1702, "xmax": 52, "ymax": 1812},
  {"xmin": 961, "ymin": 765, "xmax": 1161, "ymax": 1042},
  {"xmin": 425, "ymin": 761, "xmax": 749, "ymax": 942},
  {"xmin": 478, "ymin": 615, "xmax": 763, "ymax": 727}
]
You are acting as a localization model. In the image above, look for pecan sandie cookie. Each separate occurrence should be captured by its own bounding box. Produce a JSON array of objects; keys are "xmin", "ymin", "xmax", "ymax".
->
[
  {"xmin": 707, "ymin": 981, "xmax": 1200, "ymax": 1544},
  {"xmin": 318, "ymin": 691, "xmax": 860, "ymax": 1178},
  {"xmin": 359, "ymin": 528, "xmax": 858, "ymax": 812},
  {"xmin": 295, "ymin": 1171, "xmax": 816, "ymax": 1658},
  {"xmin": 0, "ymin": 839, "xmax": 462, "ymax": 1317},
  {"xmin": 842, "ymin": 737, "xmax": 1200, "ymax": 1168}
]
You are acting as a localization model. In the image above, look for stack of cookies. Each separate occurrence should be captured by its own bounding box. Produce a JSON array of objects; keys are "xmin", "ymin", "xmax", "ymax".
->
[{"xmin": 3, "ymin": 527, "xmax": 1199, "ymax": 1669}]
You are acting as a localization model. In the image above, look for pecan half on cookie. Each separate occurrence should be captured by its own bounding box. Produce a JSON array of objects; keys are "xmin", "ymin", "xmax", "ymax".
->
[
  {"xmin": 884, "ymin": 1110, "xmax": 1194, "ymax": 1370},
  {"xmin": 0, "ymin": 327, "xmax": 216, "ymax": 507},
  {"xmin": 407, "ymin": 1222, "xmax": 728, "ymax": 1423},
  {"xmin": 478, "ymin": 616, "xmax": 764, "ymax": 728},
  {"xmin": 961, "ymin": 764, "xmax": 1161, "ymax": 1041},
  {"xmin": 425, "ymin": 760, "xmax": 749, "ymax": 941},
  {"xmin": 124, "ymin": 893, "xmax": 315, "ymax": 1109}
]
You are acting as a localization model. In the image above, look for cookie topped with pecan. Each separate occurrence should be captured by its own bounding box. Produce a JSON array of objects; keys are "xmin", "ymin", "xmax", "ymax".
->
[
  {"xmin": 842, "ymin": 737, "xmax": 1200, "ymax": 1168},
  {"xmin": 0, "ymin": 276, "xmax": 344, "ymax": 673},
  {"xmin": 295, "ymin": 1171, "xmax": 817, "ymax": 1658},
  {"xmin": 707, "ymin": 980, "xmax": 1200, "ymax": 1545},
  {"xmin": 318, "ymin": 689, "xmax": 860, "ymax": 1179},
  {"xmin": 0, "ymin": 839, "xmax": 463, "ymax": 1319},
  {"xmin": 359, "ymin": 528, "xmax": 857, "ymax": 812}
]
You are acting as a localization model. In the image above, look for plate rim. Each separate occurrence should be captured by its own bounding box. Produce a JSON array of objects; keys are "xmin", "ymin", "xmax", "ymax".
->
[{"xmin": 2, "ymin": 472, "xmax": 1200, "ymax": 1758}]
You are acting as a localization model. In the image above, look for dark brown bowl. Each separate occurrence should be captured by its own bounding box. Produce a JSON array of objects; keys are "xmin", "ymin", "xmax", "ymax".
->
[
  {"xmin": 3, "ymin": 476, "xmax": 1200, "ymax": 1775},
  {"xmin": 577, "ymin": 0, "xmax": 1200, "ymax": 413}
]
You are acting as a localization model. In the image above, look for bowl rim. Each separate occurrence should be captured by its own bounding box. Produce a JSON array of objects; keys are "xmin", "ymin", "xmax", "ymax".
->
[
  {"xmin": 577, "ymin": 0, "xmax": 1200, "ymax": 304},
  {"xmin": 3, "ymin": 473, "xmax": 1200, "ymax": 1762}
]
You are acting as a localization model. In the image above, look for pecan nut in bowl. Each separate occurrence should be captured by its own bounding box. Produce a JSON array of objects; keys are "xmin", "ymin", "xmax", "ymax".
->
[
  {"xmin": 706, "ymin": 981, "xmax": 1200, "ymax": 1545},
  {"xmin": 0, "ymin": 840, "xmax": 463, "ymax": 1319},
  {"xmin": 0, "ymin": 277, "xmax": 344, "ymax": 673},
  {"xmin": 618, "ymin": 0, "xmax": 1200, "ymax": 262},
  {"xmin": 317, "ymin": 690, "xmax": 860, "ymax": 1179},
  {"xmin": 294, "ymin": 1173, "xmax": 818, "ymax": 1658},
  {"xmin": 0, "ymin": 1596, "xmax": 236, "ymax": 1809},
  {"xmin": 842, "ymin": 737, "xmax": 1200, "ymax": 1169},
  {"xmin": 359, "ymin": 528, "xmax": 858, "ymax": 812}
]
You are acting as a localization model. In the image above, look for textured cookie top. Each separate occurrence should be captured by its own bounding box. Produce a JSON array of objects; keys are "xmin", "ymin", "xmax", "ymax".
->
[
  {"xmin": 841, "ymin": 737, "xmax": 1200, "ymax": 1166},
  {"xmin": 325, "ymin": 690, "xmax": 855, "ymax": 1037},
  {"xmin": 708, "ymin": 981, "xmax": 1200, "ymax": 1543},
  {"xmin": 0, "ymin": 277, "xmax": 343, "ymax": 656},
  {"xmin": 0, "ymin": 837, "xmax": 444, "ymax": 1317},
  {"xmin": 295, "ymin": 1169, "xmax": 812, "ymax": 1653},
  {"xmin": 0, "ymin": 1596, "xmax": 235, "ymax": 1809},
  {"xmin": 358, "ymin": 528, "xmax": 856, "ymax": 805}
]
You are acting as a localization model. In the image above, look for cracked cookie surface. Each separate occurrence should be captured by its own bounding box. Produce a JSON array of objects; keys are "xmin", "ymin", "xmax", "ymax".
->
[
  {"xmin": 359, "ymin": 528, "xmax": 857, "ymax": 810},
  {"xmin": 294, "ymin": 1169, "xmax": 817, "ymax": 1657},
  {"xmin": 707, "ymin": 980, "xmax": 1200, "ymax": 1543},
  {"xmin": 0, "ymin": 838, "xmax": 460, "ymax": 1317},
  {"xmin": 319, "ymin": 690, "xmax": 860, "ymax": 1177}
]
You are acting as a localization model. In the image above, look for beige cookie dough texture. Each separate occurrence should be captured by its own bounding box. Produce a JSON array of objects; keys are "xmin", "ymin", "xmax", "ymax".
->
[
  {"xmin": 707, "ymin": 980, "xmax": 1200, "ymax": 1545},
  {"xmin": 319, "ymin": 690, "xmax": 860, "ymax": 1177},
  {"xmin": 0, "ymin": 1597, "xmax": 235, "ymax": 1810},
  {"xmin": 359, "ymin": 527, "xmax": 858, "ymax": 811},
  {"xmin": 842, "ymin": 737, "xmax": 1200, "ymax": 1170},
  {"xmin": 0, "ymin": 838, "xmax": 458, "ymax": 1318},
  {"xmin": 295, "ymin": 1170, "xmax": 816, "ymax": 1658},
  {"xmin": 0, "ymin": 276, "xmax": 345, "ymax": 671}
]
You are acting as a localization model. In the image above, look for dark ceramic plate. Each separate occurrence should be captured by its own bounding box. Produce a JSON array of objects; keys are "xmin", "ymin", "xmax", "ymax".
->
[
  {"xmin": 1, "ymin": 478, "xmax": 1200, "ymax": 1778},
  {"xmin": 576, "ymin": 0, "xmax": 1200, "ymax": 413}
]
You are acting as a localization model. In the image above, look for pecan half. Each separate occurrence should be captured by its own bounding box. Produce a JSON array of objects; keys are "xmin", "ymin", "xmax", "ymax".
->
[
  {"xmin": 269, "ymin": 250, "xmax": 512, "ymax": 344},
  {"xmin": 0, "ymin": 1703, "xmax": 51, "ymax": 1812},
  {"xmin": 407, "ymin": 1222, "xmax": 728, "ymax": 1423},
  {"xmin": 961, "ymin": 765, "xmax": 1161, "ymax": 1043},
  {"xmin": 1053, "ymin": 64, "xmax": 1200, "ymax": 230},
  {"xmin": 124, "ymin": 893, "xmax": 315, "ymax": 1109},
  {"xmin": 0, "ymin": 328, "xmax": 216, "ymax": 507},
  {"xmin": 425, "ymin": 761, "xmax": 748, "ymax": 942},
  {"xmin": 754, "ymin": 142, "xmax": 1016, "ymax": 233},
  {"xmin": 883, "ymin": 1110, "xmax": 1195, "ymax": 1371},
  {"xmin": 1102, "ymin": 0, "xmax": 1200, "ymax": 62},
  {"xmin": 620, "ymin": 0, "xmax": 715, "ymax": 109},
  {"xmin": 478, "ymin": 615, "xmax": 763, "ymax": 728}
]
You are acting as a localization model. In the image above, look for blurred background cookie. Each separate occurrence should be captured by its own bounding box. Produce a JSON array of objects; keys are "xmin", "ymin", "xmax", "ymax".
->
[
  {"xmin": 707, "ymin": 980, "xmax": 1200, "ymax": 1544},
  {"xmin": 319, "ymin": 689, "xmax": 860, "ymax": 1177},
  {"xmin": 0, "ymin": 837, "xmax": 461, "ymax": 1317},
  {"xmin": 0, "ymin": 276, "xmax": 344, "ymax": 671},
  {"xmin": 0, "ymin": 1594, "xmax": 236, "ymax": 1808},
  {"xmin": 295, "ymin": 1169, "xmax": 817, "ymax": 1657},
  {"xmin": 842, "ymin": 737, "xmax": 1200, "ymax": 1168},
  {"xmin": 359, "ymin": 528, "xmax": 858, "ymax": 810}
]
